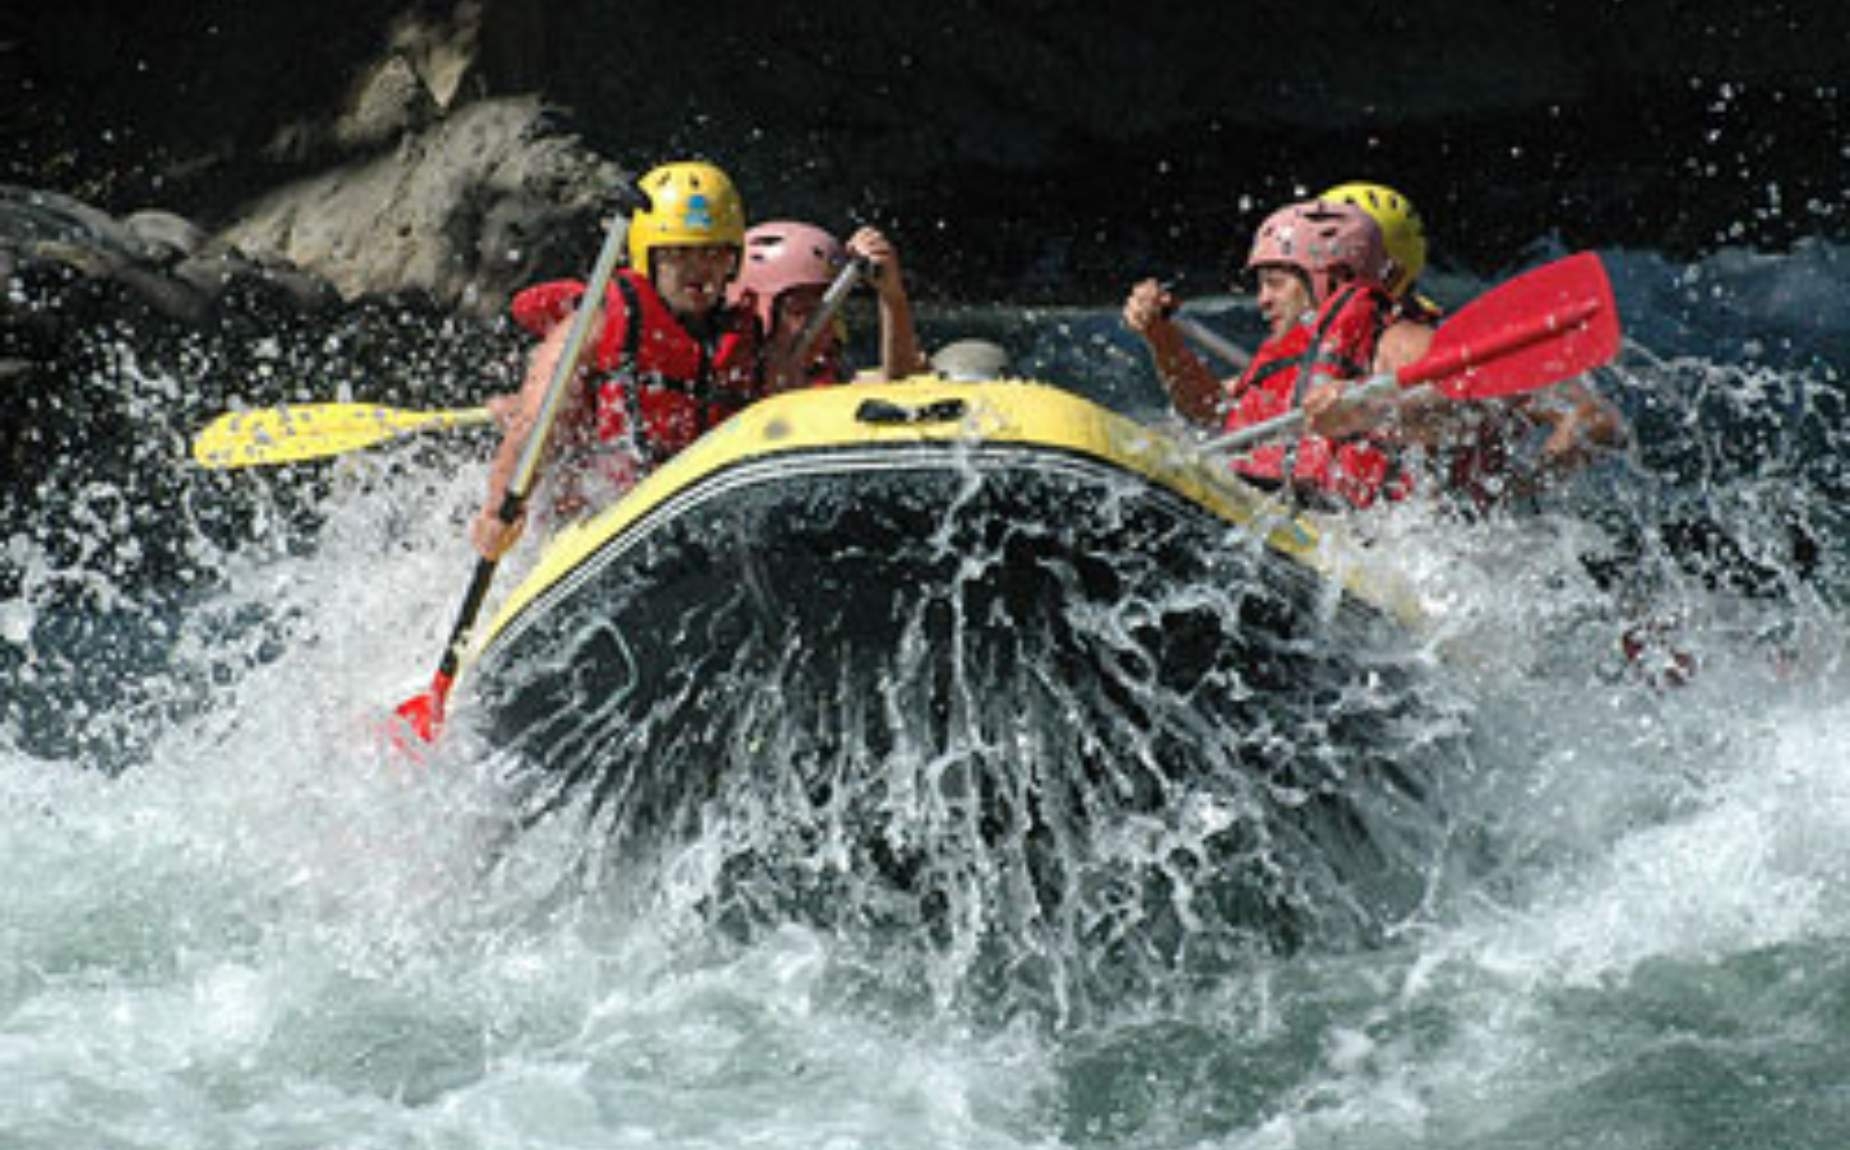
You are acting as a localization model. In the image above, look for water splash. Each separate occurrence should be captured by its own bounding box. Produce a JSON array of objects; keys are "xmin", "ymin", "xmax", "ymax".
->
[
  {"xmin": 466, "ymin": 448, "xmax": 1477, "ymax": 1029},
  {"xmin": 3, "ymin": 241, "xmax": 1849, "ymax": 1147}
]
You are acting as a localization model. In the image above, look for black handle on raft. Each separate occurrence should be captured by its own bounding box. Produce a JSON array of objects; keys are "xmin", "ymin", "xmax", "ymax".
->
[{"xmin": 854, "ymin": 398, "xmax": 969, "ymax": 426}]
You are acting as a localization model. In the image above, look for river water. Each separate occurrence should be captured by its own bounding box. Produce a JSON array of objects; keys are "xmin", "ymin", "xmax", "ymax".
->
[{"xmin": 3, "ymin": 241, "xmax": 1847, "ymax": 1147}]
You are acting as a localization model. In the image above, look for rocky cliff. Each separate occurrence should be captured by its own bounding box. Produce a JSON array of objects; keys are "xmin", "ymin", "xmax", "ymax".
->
[{"xmin": 9, "ymin": 0, "xmax": 1846, "ymax": 308}]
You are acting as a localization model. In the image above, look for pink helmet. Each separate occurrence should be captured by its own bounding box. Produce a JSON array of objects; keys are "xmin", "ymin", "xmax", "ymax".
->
[
  {"xmin": 730, "ymin": 221, "xmax": 848, "ymax": 329},
  {"xmin": 1244, "ymin": 199, "xmax": 1388, "ymax": 304}
]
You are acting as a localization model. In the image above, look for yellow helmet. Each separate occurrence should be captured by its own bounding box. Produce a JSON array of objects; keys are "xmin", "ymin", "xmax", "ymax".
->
[
  {"xmin": 626, "ymin": 160, "xmax": 746, "ymax": 273},
  {"xmin": 1320, "ymin": 181, "xmax": 1426, "ymax": 297}
]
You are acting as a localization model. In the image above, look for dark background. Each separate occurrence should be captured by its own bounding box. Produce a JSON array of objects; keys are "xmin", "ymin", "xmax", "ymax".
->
[{"xmin": 5, "ymin": 0, "xmax": 1847, "ymax": 300}]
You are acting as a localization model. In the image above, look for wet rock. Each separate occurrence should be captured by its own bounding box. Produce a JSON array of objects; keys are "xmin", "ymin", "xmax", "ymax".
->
[
  {"xmin": 123, "ymin": 211, "xmax": 209, "ymax": 263},
  {"xmin": 215, "ymin": 96, "xmax": 624, "ymax": 316},
  {"xmin": 386, "ymin": 2, "xmax": 484, "ymax": 111},
  {"xmin": 169, "ymin": 247, "xmax": 259, "ymax": 302},
  {"xmin": 108, "ymin": 261, "xmax": 215, "ymax": 324},
  {"xmin": 12, "ymin": 3, "xmax": 1844, "ymax": 305},
  {"xmin": 1, "ymin": 186, "xmax": 159, "ymax": 265},
  {"xmin": 0, "ymin": 187, "xmax": 529, "ymax": 643},
  {"xmin": 334, "ymin": 54, "xmax": 438, "ymax": 150},
  {"xmin": 2, "ymin": 188, "xmax": 337, "ymax": 327}
]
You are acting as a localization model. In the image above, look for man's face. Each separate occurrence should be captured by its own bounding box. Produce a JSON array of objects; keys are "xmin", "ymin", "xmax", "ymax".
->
[
  {"xmin": 1253, "ymin": 265, "xmax": 1313, "ymax": 339},
  {"xmin": 652, "ymin": 244, "xmax": 739, "ymax": 317}
]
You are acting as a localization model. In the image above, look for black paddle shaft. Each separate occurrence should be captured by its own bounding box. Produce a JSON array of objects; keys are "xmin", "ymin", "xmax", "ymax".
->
[
  {"xmin": 436, "ymin": 555, "xmax": 500, "ymax": 681},
  {"xmin": 433, "ymin": 485, "xmax": 528, "ymax": 679}
]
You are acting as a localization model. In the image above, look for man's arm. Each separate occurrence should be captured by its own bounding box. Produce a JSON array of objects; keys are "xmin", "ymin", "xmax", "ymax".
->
[{"xmin": 1123, "ymin": 278, "xmax": 1227, "ymax": 426}]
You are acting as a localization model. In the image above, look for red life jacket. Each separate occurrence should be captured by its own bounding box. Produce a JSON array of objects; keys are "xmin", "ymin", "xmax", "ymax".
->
[
  {"xmin": 1223, "ymin": 282, "xmax": 1407, "ymax": 508},
  {"xmin": 509, "ymin": 270, "xmax": 762, "ymax": 492}
]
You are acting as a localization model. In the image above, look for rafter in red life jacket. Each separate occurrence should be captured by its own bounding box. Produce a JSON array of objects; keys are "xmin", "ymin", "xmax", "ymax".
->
[
  {"xmin": 509, "ymin": 270, "xmax": 762, "ymax": 491},
  {"xmin": 1223, "ymin": 282, "xmax": 1406, "ymax": 508}
]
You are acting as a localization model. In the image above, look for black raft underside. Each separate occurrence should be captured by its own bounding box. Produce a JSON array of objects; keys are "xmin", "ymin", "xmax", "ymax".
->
[{"xmin": 467, "ymin": 443, "xmax": 1462, "ymax": 979}]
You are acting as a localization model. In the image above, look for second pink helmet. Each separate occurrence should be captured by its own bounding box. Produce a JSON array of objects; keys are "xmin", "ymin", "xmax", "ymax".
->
[
  {"xmin": 1245, "ymin": 199, "xmax": 1388, "ymax": 304},
  {"xmin": 731, "ymin": 221, "xmax": 848, "ymax": 330}
]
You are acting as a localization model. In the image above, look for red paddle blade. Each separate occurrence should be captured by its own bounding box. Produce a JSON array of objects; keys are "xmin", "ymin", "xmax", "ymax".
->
[
  {"xmin": 392, "ymin": 672, "xmax": 454, "ymax": 746},
  {"xmin": 1400, "ymin": 251, "xmax": 1621, "ymax": 401}
]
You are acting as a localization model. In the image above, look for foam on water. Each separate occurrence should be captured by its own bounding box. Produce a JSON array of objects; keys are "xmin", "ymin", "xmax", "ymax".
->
[{"xmin": 4, "ymin": 242, "xmax": 1849, "ymax": 1147}]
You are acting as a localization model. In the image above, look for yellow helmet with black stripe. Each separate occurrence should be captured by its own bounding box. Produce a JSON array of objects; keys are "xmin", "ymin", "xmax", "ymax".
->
[{"xmin": 627, "ymin": 161, "xmax": 746, "ymax": 274}]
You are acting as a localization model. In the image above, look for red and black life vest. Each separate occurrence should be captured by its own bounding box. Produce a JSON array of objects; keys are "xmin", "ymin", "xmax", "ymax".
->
[
  {"xmin": 1223, "ymin": 282, "xmax": 1407, "ymax": 508},
  {"xmin": 510, "ymin": 270, "xmax": 762, "ymax": 491}
]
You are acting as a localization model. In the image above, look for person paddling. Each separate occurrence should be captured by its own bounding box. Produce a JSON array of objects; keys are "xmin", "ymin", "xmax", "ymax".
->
[
  {"xmin": 1316, "ymin": 183, "xmax": 1694, "ymax": 685},
  {"xmin": 1125, "ymin": 198, "xmax": 1411, "ymax": 508},
  {"xmin": 1306, "ymin": 180, "xmax": 1627, "ymax": 506},
  {"xmin": 472, "ymin": 160, "xmax": 784, "ymax": 560},
  {"xmin": 731, "ymin": 221, "xmax": 928, "ymax": 384}
]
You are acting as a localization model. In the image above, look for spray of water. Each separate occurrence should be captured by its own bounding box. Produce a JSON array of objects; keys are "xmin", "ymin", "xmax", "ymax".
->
[{"xmin": 4, "ymin": 245, "xmax": 1848, "ymax": 1147}]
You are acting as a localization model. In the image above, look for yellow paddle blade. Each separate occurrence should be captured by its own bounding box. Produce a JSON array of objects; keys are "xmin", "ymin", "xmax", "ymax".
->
[{"xmin": 190, "ymin": 403, "xmax": 495, "ymax": 469}]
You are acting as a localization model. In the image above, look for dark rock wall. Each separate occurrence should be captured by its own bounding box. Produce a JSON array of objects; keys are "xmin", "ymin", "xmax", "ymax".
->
[{"xmin": 8, "ymin": 0, "xmax": 1848, "ymax": 303}]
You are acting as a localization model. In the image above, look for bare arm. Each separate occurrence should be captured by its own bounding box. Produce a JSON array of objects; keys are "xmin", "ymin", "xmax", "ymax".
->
[
  {"xmin": 1528, "ymin": 378, "xmax": 1628, "ymax": 467},
  {"xmin": 848, "ymin": 227, "xmax": 928, "ymax": 380},
  {"xmin": 470, "ymin": 315, "xmax": 593, "ymax": 558},
  {"xmin": 1307, "ymin": 319, "xmax": 1459, "ymax": 444},
  {"xmin": 1373, "ymin": 317, "xmax": 1433, "ymax": 376},
  {"xmin": 1122, "ymin": 278, "xmax": 1226, "ymax": 426}
]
